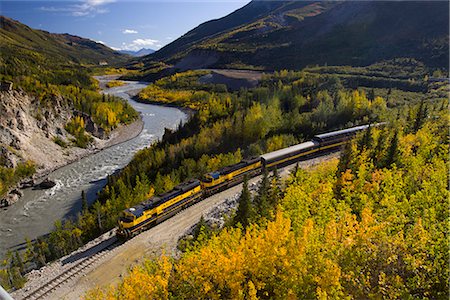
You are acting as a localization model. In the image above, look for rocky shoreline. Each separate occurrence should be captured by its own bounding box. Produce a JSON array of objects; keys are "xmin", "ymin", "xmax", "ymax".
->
[
  {"xmin": 1, "ymin": 116, "xmax": 144, "ymax": 208},
  {"xmin": 0, "ymin": 75, "xmax": 148, "ymax": 208}
]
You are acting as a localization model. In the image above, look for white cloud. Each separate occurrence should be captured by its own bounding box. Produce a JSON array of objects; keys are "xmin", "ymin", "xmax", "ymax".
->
[
  {"xmin": 119, "ymin": 38, "xmax": 160, "ymax": 51},
  {"xmin": 40, "ymin": 0, "xmax": 115, "ymax": 17},
  {"xmin": 122, "ymin": 29, "xmax": 138, "ymax": 34},
  {"xmin": 166, "ymin": 36, "xmax": 173, "ymax": 40},
  {"xmin": 86, "ymin": 0, "xmax": 115, "ymax": 6},
  {"xmin": 96, "ymin": 40, "xmax": 105, "ymax": 44}
]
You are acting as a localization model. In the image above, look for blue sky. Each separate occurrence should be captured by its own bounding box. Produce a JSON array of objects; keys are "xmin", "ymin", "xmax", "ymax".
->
[{"xmin": 1, "ymin": 0, "xmax": 249, "ymax": 51}]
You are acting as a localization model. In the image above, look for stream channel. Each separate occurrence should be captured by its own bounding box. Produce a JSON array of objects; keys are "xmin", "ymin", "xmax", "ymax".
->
[{"xmin": 0, "ymin": 77, "xmax": 187, "ymax": 258}]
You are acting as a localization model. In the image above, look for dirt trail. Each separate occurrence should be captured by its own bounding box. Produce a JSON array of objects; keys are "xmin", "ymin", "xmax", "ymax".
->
[{"xmin": 20, "ymin": 153, "xmax": 339, "ymax": 300}]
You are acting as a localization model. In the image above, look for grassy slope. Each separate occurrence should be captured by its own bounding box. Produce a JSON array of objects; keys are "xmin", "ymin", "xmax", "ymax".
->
[{"xmin": 0, "ymin": 16, "xmax": 126, "ymax": 66}]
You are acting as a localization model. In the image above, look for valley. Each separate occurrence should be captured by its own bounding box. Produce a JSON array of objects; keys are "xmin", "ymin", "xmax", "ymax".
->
[{"xmin": 0, "ymin": 1, "xmax": 448, "ymax": 299}]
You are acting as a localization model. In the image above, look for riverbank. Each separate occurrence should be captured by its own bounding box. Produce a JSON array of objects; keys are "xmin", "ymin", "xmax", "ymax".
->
[
  {"xmin": 34, "ymin": 117, "xmax": 144, "ymax": 181},
  {"xmin": 96, "ymin": 74, "xmax": 196, "ymax": 119},
  {"xmin": 1, "ymin": 117, "xmax": 144, "ymax": 208},
  {"xmin": 132, "ymin": 96, "xmax": 196, "ymax": 119},
  {"xmin": 0, "ymin": 78, "xmax": 187, "ymax": 263},
  {"xmin": 1, "ymin": 76, "xmax": 145, "ymax": 207}
]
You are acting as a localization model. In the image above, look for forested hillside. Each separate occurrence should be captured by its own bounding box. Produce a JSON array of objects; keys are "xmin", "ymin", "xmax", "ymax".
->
[
  {"xmin": 3, "ymin": 57, "xmax": 447, "ymax": 290},
  {"xmin": 84, "ymin": 108, "xmax": 448, "ymax": 299},
  {"xmin": 0, "ymin": 16, "xmax": 126, "ymax": 67},
  {"xmin": 0, "ymin": 17, "xmax": 137, "ymax": 199},
  {"xmin": 138, "ymin": 0, "xmax": 449, "ymax": 72}
]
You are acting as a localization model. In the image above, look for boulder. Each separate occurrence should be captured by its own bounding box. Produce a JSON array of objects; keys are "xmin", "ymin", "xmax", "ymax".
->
[
  {"xmin": 1, "ymin": 193, "xmax": 19, "ymax": 207},
  {"xmin": 36, "ymin": 178, "xmax": 56, "ymax": 189},
  {"xmin": 10, "ymin": 189, "xmax": 23, "ymax": 197},
  {"xmin": 20, "ymin": 178, "xmax": 35, "ymax": 188}
]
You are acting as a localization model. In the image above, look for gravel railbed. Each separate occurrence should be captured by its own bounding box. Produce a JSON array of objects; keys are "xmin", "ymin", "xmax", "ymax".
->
[{"xmin": 12, "ymin": 152, "xmax": 339, "ymax": 300}]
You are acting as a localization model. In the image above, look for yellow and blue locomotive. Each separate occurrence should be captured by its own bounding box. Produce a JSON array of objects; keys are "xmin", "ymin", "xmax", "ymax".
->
[
  {"xmin": 118, "ymin": 179, "xmax": 202, "ymax": 238},
  {"xmin": 118, "ymin": 124, "xmax": 375, "ymax": 238}
]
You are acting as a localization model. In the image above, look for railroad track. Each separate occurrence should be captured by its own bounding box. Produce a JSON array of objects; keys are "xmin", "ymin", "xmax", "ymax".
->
[
  {"xmin": 18, "ymin": 201, "xmax": 198, "ymax": 300},
  {"xmin": 21, "ymin": 237, "xmax": 121, "ymax": 300},
  {"xmin": 17, "ymin": 151, "xmax": 341, "ymax": 300}
]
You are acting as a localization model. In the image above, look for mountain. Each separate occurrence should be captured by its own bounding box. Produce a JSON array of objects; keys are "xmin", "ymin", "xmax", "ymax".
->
[
  {"xmin": 142, "ymin": 0, "xmax": 449, "ymax": 71},
  {"xmin": 0, "ymin": 16, "xmax": 126, "ymax": 67},
  {"xmin": 120, "ymin": 48, "xmax": 155, "ymax": 57}
]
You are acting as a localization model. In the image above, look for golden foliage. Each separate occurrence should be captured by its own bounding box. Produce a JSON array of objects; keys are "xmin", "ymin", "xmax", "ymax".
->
[
  {"xmin": 106, "ymin": 80, "xmax": 126, "ymax": 88},
  {"xmin": 86, "ymin": 115, "xmax": 448, "ymax": 299}
]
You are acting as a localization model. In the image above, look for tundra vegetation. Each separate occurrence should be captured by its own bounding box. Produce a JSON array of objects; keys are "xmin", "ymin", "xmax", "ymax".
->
[{"xmin": 1, "ymin": 60, "xmax": 448, "ymax": 292}]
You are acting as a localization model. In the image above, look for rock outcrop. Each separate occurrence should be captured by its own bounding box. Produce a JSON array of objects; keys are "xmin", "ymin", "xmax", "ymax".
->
[
  {"xmin": 0, "ymin": 90, "xmax": 72, "ymax": 169},
  {"xmin": 0, "ymin": 90, "xmax": 109, "ymax": 206}
]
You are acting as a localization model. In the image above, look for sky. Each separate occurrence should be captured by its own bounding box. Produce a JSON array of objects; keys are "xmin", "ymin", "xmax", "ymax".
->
[{"xmin": 1, "ymin": 0, "xmax": 250, "ymax": 51}]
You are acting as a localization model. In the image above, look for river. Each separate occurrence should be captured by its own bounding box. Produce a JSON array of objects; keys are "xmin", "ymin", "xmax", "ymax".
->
[{"xmin": 0, "ymin": 77, "xmax": 187, "ymax": 258}]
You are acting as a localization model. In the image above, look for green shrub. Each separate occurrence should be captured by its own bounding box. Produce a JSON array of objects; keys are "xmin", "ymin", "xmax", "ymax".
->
[{"xmin": 53, "ymin": 136, "xmax": 67, "ymax": 148}]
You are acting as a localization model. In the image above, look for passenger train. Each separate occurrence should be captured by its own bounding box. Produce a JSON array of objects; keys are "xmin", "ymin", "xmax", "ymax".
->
[{"xmin": 118, "ymin": 124, "xmax": 374, "ymax": 238}]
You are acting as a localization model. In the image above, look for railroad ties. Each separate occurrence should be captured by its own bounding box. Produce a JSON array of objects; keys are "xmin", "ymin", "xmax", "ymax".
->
[{"xmin": 21, "ymin": 238, "xmax": 120, "ymax": 300}]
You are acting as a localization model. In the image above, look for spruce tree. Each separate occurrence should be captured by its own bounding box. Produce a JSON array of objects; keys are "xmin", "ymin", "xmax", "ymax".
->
[
  {"xmin": 81, "ymin": 190, "xmax": 88, "ymax": 212},
  {"xmin": 413, "ymin": 100, "xmax": 426, "ymax": 133},
  {"xmin": 439, "ymin": 99, "xmax": 446, "ymax": 112},
  {"xmin": 13, "ymin": 251, "xmax": 24, "ymax": 274},
  {"xmin": 193, "ymin": 215, "xmax": 210, "ymax": 240},
  {"xmin": 234, "ymin": 176, "xmax": 253, "ymax": 228},
  {"xmin": 337, "ymin": 141, "xmax": 353, "ymax": 175},
  {"xmin": 368, "ymin": 88, "xmax": 375, "ymax": 101},
  {"xmin": 292, "ymin": 162, "xmax": 300, "ymax": 178},
  {"xmin": 269, "ymin": 168, "xmax": 282, "ymax": 208},
  {"xmin": 255, "ymin": 169, "xmax": 270, "ymax": 219},
  {"xmin": 358, "ymin": 125, "xmax": 373, "ymax": 151},
  {"xmin": 386, "ymin": 130, "xmax": 399, "ymax": 167},
  {"xmin": 335, "ymin": 140, "xmax": 356, "ymax": 199},
  {"xmin": 371, "ymin": 128, "xmax": 386, "ymax": 168}
]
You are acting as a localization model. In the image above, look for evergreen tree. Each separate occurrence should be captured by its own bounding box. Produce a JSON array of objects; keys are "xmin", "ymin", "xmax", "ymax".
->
[
  {"xmin": 34, "ymin": 238, "xmax": 48, "ymax": 267},
  {"xmin": 358, "ymin": 126, "xmax": 373, "ymax": 151},
  {"xmin": 234, "ymin": 176, "xmax": 253, "ymax": 228},
  {"xmin": 9, "ymin": 267, "xmax": 25, "ymax": 289},
  {"xmin": 413, "ymin": 100, "xmax": 427, "ymax": 133},
  {"xmin": 371, "ymin": 128, "xmax": 387, "ymax": 168},
  {"xmin": 255, "ymin": 169, "xmax": 270, "ymax": 219},
  {"xmin": 14, "ymin": 251, "xmax": 24, "ymax": 274},
  {"xmin": 439, "ymin": 99, "xmax": 447, "ymax": 112},
  {"xmin": 337, "ymin": 141, "xmax": 353, "ymax": 175},
  {"xmin": 81, "ymin": 190, "xmax": 88, "ymax": 212},
  {"xmin": 193, "ymin": 215, "xmax": 210, "ymax": 240},
  {"xmin": 292, "ymin": 163, "xmax": 300, "ymax": 179},
  {"xmin": 269, "ymin": 168, "xmax": 282, "ymax": 208},
  {"xmin": 368, "ymin": 88, "xmax": 375, "ymax": 101},
  {"xmin": 385, "ymin": 130, "xmax": 399, "ymax": 167}
]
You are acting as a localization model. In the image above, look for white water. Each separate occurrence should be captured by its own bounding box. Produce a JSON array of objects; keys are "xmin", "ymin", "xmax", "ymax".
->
[{"xmin": 0, "ymin": 78, "xmax": 187, "ymax": 257}]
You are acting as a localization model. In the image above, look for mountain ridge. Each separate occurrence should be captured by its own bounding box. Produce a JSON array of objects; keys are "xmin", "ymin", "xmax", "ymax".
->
[
  {"xmin": 141, "ymin": 0, "xmax": 449, "ymax": 71},
  {"xmin": 119, "ymin": 48, "xmax": 155, "ymax": 57},
  {"xmin": 0, "ymin": 15, "xmax": 126, "ymax": 66}
]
